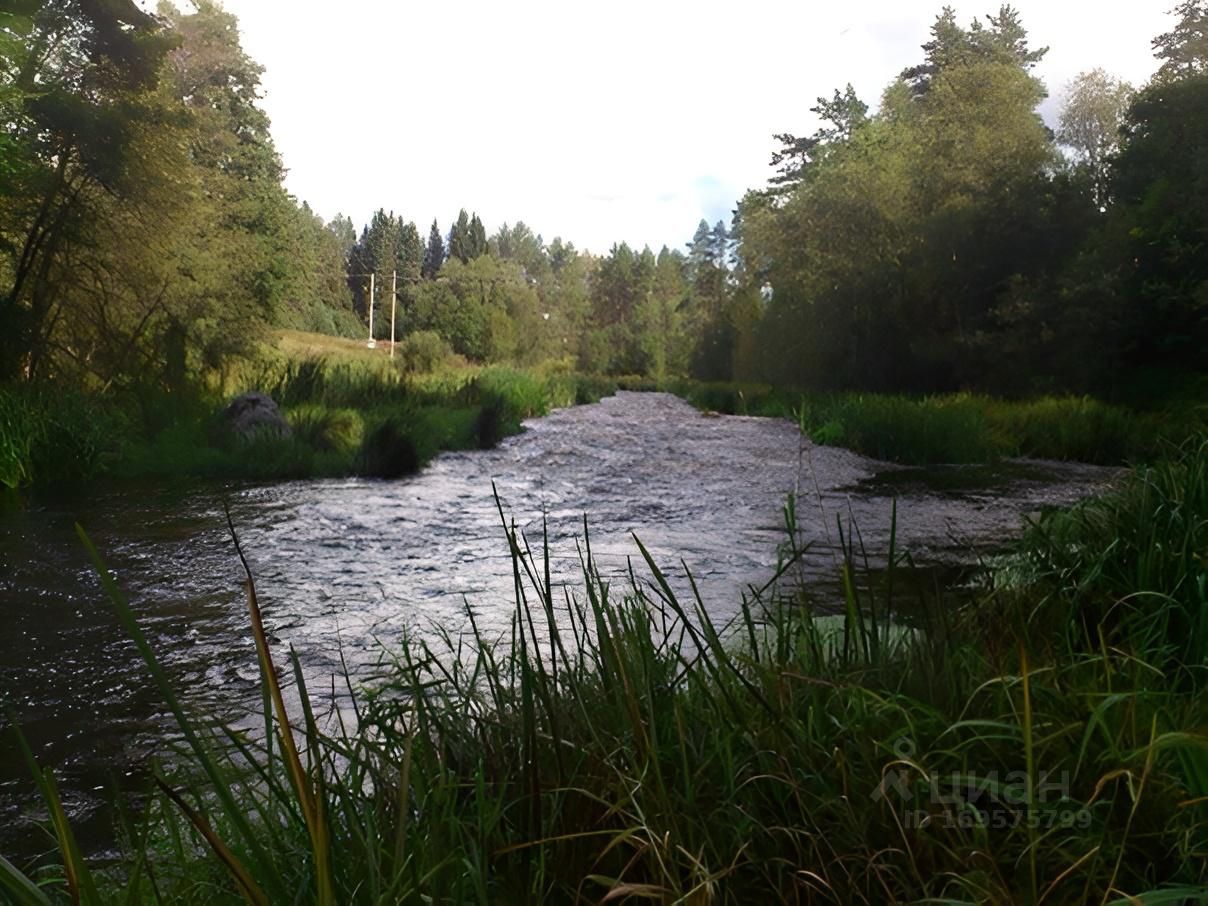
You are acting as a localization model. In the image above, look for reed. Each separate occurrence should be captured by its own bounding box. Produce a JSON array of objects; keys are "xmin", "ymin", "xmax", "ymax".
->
[
  {"xmin": 0, "ymin": 387, "xmax": 117, "ymax": 488},
  {"xmin": 655, "ymin": 382, "xmax": 1178, "ymax": 465}
]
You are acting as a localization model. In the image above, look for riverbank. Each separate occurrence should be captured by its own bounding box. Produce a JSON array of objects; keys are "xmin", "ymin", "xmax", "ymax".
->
[
  {"xmin": 3, "ymin": 439, "xmax": 1204, "ymax": 903},
  {"xmin": 2, "ymin": 330, "xmax": 1204, "ymax": 492},
  {"xmin": 0, "ymin": 356, "xmax": 613, "ymax": 490},
  {"xmin": 652, "ymin": 377, "xmax": 1208, "ymax": 466}
]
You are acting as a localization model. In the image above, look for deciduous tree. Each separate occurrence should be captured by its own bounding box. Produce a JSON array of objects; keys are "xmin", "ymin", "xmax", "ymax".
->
[{"xmin": 1058, "ymin": 69, "xmax": 1134, "ymax": 205}]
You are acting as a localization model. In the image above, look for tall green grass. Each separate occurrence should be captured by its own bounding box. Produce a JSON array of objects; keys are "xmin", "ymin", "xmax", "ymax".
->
[
  {"xmin": 138, "ymin": 361, "xmax": 614, "ymax": 483},
  {"xmin": 642, "ymin": 381, "xmax": 1172, "ymax": 465},
  {"xmin": 1002, "ymin": 437, "xmax": 1208, "ymax": 670},
  {"xmin": 792, "ymin": 392, "xmax": 1168, "ymax": 465},
  {"xmin": 4, "ymin": 445, "xmax": 1206, "ymax": 903},
  {"xmin": 0, "ymin": 353, "xmax": 593, "ymax": 487},
  {"xmin": 0, "ymin": 387, "xmax": 120, "ymax": 487},
  {"xmin": 799, "ymin": 392, "xmax": 1002, "ymax": 464}
]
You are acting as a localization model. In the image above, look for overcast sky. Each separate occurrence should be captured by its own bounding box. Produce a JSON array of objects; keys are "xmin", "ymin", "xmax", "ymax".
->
[{"xmin": 209, "ymin": 0, "xmax": 1172, "ymax": 253}]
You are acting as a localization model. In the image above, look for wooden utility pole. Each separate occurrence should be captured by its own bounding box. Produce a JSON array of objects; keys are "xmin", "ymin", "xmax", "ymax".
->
[
  {"xmin": 390, "ymin": 270, "xmax": 397, "ymax": 358},
  {"xmin": 367, "ymin": 272, "xmax": 376, "ymax": 349}
]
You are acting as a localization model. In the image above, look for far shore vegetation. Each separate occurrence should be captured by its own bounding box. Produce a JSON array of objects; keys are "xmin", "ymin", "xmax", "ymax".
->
[
  {"xmin": 2, "ymin": 0, "xmax": 1207, "ymax": 903},
  {"xmin": 3, "ymin": 327, "xmax": 1205, "ymax": 492},
  {"xmin": 4, "ymin": 327, "xmax": 1208, "ymax": 494}
]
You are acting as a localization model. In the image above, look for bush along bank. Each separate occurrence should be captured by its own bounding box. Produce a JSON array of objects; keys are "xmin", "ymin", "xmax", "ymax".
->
[
  {"xmin": 0, "ymin": 365, "xmax": 620, "ymax": 489},
  {"xmin": 3, "ymin": 441, "xmax": 1207, "ymax": 903},
  {"xmin": 653, "ymin": 378, "xmax": 1205, "ymax": 466},
  {"xmin": 4, "ymin": 365, "xmax": 1204, "ymax": 489}
]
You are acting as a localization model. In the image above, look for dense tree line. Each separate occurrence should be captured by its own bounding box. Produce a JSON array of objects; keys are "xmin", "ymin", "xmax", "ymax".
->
[
  {"xmin": 348, "ymin": 210, "xmax": 738, "ymax": 379},
  {"xmin": 337, "ymin": 2, "xmax": 1208, "ymax": 395},
  {"xmin": 3, "ymin": 1, "xmax": 1205, "ymax": 401},
  {"xmin": 731, "ymin": 3, "xmax": 1208, "ymax": 395},
  {"xmin": 0, "ymin": 0, "xmax": 738, "ymax": 393}
]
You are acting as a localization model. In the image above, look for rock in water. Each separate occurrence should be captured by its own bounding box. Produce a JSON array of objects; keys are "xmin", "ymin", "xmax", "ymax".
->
[{"xmin": 223, "ymin": 393, "xmax": 292, "ymax": 442}]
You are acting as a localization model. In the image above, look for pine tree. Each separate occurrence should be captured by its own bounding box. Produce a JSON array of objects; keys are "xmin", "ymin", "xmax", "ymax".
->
[
  {"xmin": 1154, "ymin": 1, "xmax": 1208, "ymax": 80},
  {"xmin": 366, "ymin": 209, "xmax": 397, "ymax": 291},
  {"xmin": 687, "ymin": 219, "xmax": 712, "ymax": 265},
  {"xmin": 901, "ymin": 4, "xmax": 1047, "ymax": 97},
  {"xmin": 548, "ymin": 237, "xmax": 576, "ymax": 275},
  {"xmin": 469, "ymin": 214, "xmax": 487, "ymax": 259},
  {"xmin": 813, "ymin": 85, "xmax": 869, "ymax": 142},
  {"xmin": 768, "ymin": 86, "xmax": 868, "ymax": 192},
  {"xmin": 422, "ymin": 220, "xmax": 445, "ymax": 278},
  {"xmin": 448, "ymin": 209, "xmax": 471, "ymax": 263},
  {"xmin": 347, "ymin": 226, "xmax": 373, "ymax": 318},
  {"xmin": 709, "ymin": 220, "xmax": 730, "ymax": 269}
]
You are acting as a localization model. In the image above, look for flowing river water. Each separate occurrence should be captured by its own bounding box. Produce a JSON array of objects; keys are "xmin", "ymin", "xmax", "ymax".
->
[{"xmin": 0, "ymin": 391, "xmax": 1116, "ymax": 855}]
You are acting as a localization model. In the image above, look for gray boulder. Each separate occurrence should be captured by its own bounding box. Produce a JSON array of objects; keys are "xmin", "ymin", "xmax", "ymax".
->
[{"xmin": 223, "ymin": 392, "xmax": 292, "ymax": 442}]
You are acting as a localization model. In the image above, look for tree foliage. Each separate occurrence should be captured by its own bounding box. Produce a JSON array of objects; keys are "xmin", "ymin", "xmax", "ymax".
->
[
  {"xmin": 1153, "ymin": 0, "xmax": 1208, "ymax": 81},
  {"xmin": 0, "ymin": 0, "xmax": 359, "ymax": 392},
  {"xmin": 422, "ymin": 220, "xmax": 445, "ymax": 279},
  {"xmin": 1111, "ymin": 70, "xmax": 1208, "ymax": 371},
  {"xmin": 717, "ymin": 3, "xmax": 1208, "ymax": 397},
  {"xmin": 1058, "ymin": 69, "xmax": 1134, "ymax": 206},
  {"xmin": 2, "ymin": 2, "xmax": 1202, "ymax": 404}
]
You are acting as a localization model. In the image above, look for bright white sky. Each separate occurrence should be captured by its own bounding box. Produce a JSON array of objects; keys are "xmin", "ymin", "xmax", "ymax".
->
[{"xmin": 209, "ymin": 0, "xmax": 1171, "ymax": 253}]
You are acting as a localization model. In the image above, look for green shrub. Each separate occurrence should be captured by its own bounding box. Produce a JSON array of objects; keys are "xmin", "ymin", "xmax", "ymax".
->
[
  {"xmin": 357, "ymin": 419, "xmax": 420, "ymax": 478},
  {"xmin": 810, "ymin": 418, "xmax": 845, "ymax": 446},
  {"xmin": 572, "ymin": 374, "xmax": 617, "ymax": 405},
  {"xmin": 473, "ymin": 396, "xmax": 505, "ymax": 449},
  {"xmin": 288, "ymin": 406, "xmax": 365, "ymax": 455},
  {"xmin": 396, "ymin": 330, "xmax": 454, "ymax": 374}
]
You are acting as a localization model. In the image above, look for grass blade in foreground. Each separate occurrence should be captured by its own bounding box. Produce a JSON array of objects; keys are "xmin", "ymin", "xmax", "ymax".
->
[
  {"xmin": 0, "ymin": 853, "xmax": 52, "ymax": 906},
  {"xmin": 225, "ymin": 506, "xmax": 336, "ymax": 906},
  {"xmin": 74, "ymin": 524, "xmax": 291, "ymax": 904}
]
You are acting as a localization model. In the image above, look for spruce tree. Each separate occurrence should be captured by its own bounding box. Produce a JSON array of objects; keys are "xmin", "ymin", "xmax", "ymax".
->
[
  {"xmin": 469, "ymin": 213, "xmax": 487, "ymax": 259},
  {"xmin": 1154, "ymin": 1, "xmax": 1208, "ymax": 80},
  {"xmin": 422, "ymin": 219, "xmax": 445, "ymax": 278},
  {"xmin": 397, "ymin": 220, "xmax": 422, "ymax": 278},
  {"xmin": 449, "ymin": 209, "xmax": 471, "ymax": 263}
]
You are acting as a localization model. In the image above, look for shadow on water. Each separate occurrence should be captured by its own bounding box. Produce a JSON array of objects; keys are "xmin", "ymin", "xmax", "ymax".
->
[{"xmin": 0, "ymin": 392, "xmax": 1116, "ymax": 859}]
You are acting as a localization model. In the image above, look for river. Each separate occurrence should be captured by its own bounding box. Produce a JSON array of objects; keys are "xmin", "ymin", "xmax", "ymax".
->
[{"xmin": 0, "ymin": 391, "xmax": 1115, "ymax": 855}]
